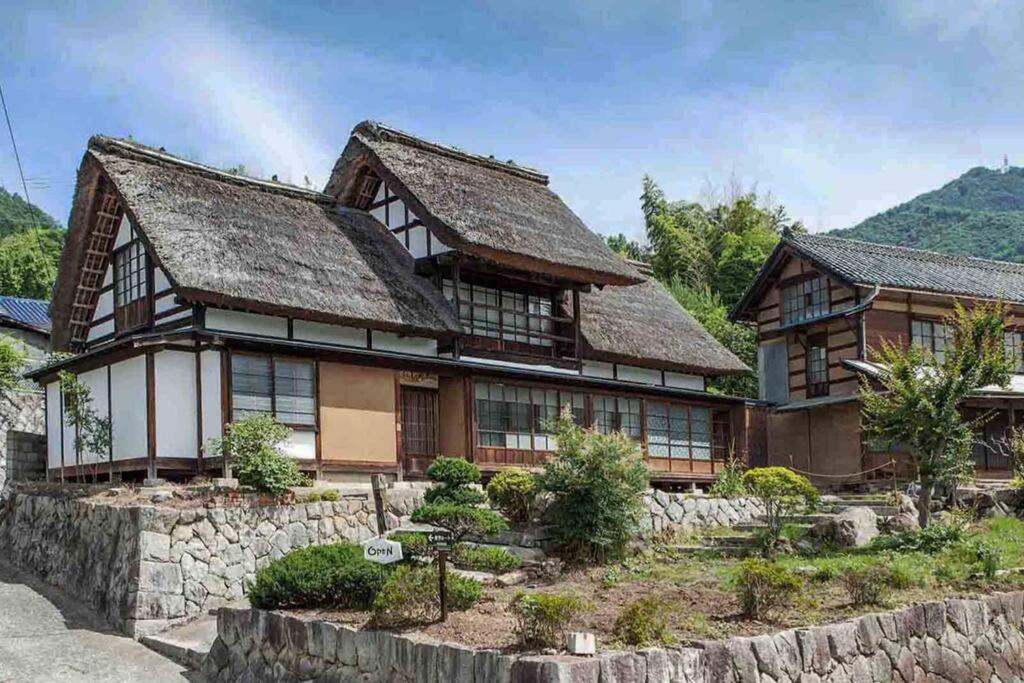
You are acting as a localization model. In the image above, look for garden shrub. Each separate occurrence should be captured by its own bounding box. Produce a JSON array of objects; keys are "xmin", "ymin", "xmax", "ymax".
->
[
  {"xmin": 838, "ymin": 565, "xmax": 893, "ymax": 606},
  {"xmin": 708, "ymin": 456, "xmax": 747, "ymax": 499},
  {"xmin": 389, "ymin": 531, "xmax": 431, "ymax": 562},
  {"xmin": 452, "ymin": 544, "xmax": 522, "ymax": 574},
  {"xmin": 486, "ymin": 468, "xmax": 537, "ymax": 523},
  {"xmin": 734, "ymin": 558, "xmax": 802, "ymax": 619},
  {"xmin": 410, "ymin": 502, "xmax": 508, "ymax": 544},
  {"xmin": 538, "ymin": 408, "xmax": 649, "ymax": 561},
  {"xmin": 321, "ymin": 489, "xmax": 340, "ymax": 502},
  {"xmin": 742, "ymin": 468, "xmax": 819, "ymax": 550},
  {"xmin": 246, "ymin": 544, "xmax": 387, "ymax": 609},
  {"xmin": 974, "ymin": 541, "xmax": 1002, "ymax": 580},
  {"xmin": 613, "ymin": 596, "xmax": 675, "ymax": 646},
  {"xmin": 423, "ymin": 456, "xmax": 486, "ymax": 505},
  {"xmin": 871, "ymin": 521, "xmax": 966, "ymax": 554},
  {"xmin": 509, "ymin": 592, "xmax": 590, "ymax": 648},
  {"xmin": 371, "ymin": 564, "xmax": 481, "ymax": 626},
  {"xmin": 210, "ymin": 414, "xmax": 305, "ymax": 495}
]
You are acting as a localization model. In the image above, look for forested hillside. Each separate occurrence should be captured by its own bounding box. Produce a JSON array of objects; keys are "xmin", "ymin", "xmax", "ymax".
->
[
  {"xmin": 832, "ymin": 166, "xmax": 1024, "ymax": 262},
  {"xmin": 0, "ymin": 186, "xmax": 64, "ymax": 299}
]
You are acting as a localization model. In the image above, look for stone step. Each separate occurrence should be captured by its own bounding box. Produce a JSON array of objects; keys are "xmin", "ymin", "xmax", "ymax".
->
[
  {"xmin": 699, "ymin": 535, "xmax": 760, "ymax": 548},
  {"xmin": 666, "ymin": 544, "xmax": 753, "ymax": 558},
  {"xmin": 141, "ymin": 614, "xmax": 218, "ymax": 670},
  {"xmin": 774, "ymin": 513, "xmax": 835, "ymax": 525}
]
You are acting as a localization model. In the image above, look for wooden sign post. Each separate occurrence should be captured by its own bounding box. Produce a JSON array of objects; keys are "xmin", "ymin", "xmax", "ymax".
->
[{"xmin": 428, "ymin": 530, "xmax": 454, "ymax": 621}]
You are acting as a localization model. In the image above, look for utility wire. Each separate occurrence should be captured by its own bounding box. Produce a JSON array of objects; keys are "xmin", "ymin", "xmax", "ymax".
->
[{"xmin": 0, "ymin": 81, "xmax": 32, "ymax": 206}]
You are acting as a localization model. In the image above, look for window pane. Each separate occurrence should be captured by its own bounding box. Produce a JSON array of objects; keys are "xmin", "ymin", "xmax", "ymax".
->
[
  {"xmin": 274, "ymin": 359, "xmax": 315, "ymax": 425},
  {"xmin": 232, "ymin": 355, "xmax": 272, "ymax": 420}
]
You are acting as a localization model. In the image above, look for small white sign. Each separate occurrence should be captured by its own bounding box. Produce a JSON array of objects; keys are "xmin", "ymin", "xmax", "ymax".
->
[{"xmin": 362, "ymin": 538, "xmax": 403, "ymax": 565}]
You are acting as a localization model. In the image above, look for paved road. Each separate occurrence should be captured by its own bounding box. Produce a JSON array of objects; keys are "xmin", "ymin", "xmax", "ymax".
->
[{"xmin": 0, "ymin": 561, "xmax": 195, "ymax": 682}]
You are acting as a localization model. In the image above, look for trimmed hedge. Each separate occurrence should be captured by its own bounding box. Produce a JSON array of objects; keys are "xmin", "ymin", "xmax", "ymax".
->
[{"xmin": 246, "ymin": 544, "xmax": 388, "ymax": 609}]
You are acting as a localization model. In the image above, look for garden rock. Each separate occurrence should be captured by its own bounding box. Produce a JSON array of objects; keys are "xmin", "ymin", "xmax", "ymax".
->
[
  {"xmin": 813, "ymin": 506, "xmax": 878, "ymax": 547},
  {"xmin": 885, "ymin": 511, "xmax": 919, "ymax": 534}
]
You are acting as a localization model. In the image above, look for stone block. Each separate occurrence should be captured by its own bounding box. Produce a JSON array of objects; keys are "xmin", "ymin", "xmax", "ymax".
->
[
  {"xmin": 139, "ymin": 530, "xmax": 171, "ymax": 562},
  {"xmin": 336, "ymin": 625, "xmax": 357, "ymax": 666},
  {"xmin": 133, "ymin": 591, "xmax": 185, "ymax": 619},
  {"xmin": 513, "ymin": 655, "xmax": 599, "ymax": 683},
  {"xmin": 138, "ymin": 561, "xmax": 183, "ymax": 594},
  {"xmin": 476, "ymin": 649, "xmax": 514, "ymax": 683},
  {"xmin": 598, "ymin": 651, "xmax": 646, "ymax": 683},
  {"xmin": 438, "ymin": 642, "xmax": 476, "ymax": 682}
]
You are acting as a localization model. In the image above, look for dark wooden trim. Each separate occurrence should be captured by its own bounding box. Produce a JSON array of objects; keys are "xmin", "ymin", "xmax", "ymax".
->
[
  {"xmin": 146, "ymin": 352, "xmax": 156, "ymax": 478},
  {"xmin": 58, "ymin": 383, "xmax": 65, "ymax": 482},
  {"xmin": 90, "ymin": 312, "xmax": 115, "ymax": 327},
  {"xmin": 313, "ymin": 358, "xmax": 321, "ymax": 478},
  {"xmin": 154, "ymin": 289, "xmax": 175, "ymax": 301},
  {"xmin": 319, "ymin": 460, "xmax": 399, "ymax": 474},
  {"xmin": 195, "ymin": 346, "xmax": 204, "ymax": 463},
  {"xmin": 106, "ymin": 364, "xmax": 113, "ymax": 473}
]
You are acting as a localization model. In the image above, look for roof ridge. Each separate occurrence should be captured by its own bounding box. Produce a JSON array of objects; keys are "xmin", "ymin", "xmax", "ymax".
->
[
  {"xmin": 353, "ymin": 120, "xmax": 550, "ymax": 186},
  {"xmin": 793, "ymin": 233, "xmax": 1024, "ymax": 273},
  {"xmin": 88, "ymin": 135, "xmax": 332, "ymax": 202}
]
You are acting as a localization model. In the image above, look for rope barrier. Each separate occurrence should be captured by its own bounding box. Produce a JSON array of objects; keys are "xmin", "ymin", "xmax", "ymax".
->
[{"xmin": 784, "ymin": 456, "xmax": 897, "ymax": 479}]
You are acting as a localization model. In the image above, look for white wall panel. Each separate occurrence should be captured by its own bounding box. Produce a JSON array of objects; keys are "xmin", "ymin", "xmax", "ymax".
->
[
  {"xmin": 78, "ymin": 368, "xmax": 109, "ymax": 464},
  {"xmin": 113, "ymin": 215, "xmax": 132, "ymax": 248},
  {"xmin": 430, "ymin": 231, "xmax": 452, "ymax": 255},
  {"xmin": 205, "ymin": 309, "xmax": 288, "ymax": 338},
  {"xmin": 616, "ymin": 364, "xmax": 662, "ymax": 385},
  {"xmin": 155, "ymin": 351, "xmax": 197, "ymax": 459},
  {"xmin": 94, "ymin": 290, "xmax": 113, "ymax": 319},
  {"xmin": 581, "ymin": 361, "xmax": 615, "ymax": 379},
  {"xmin": 201, "ymin": 350, "xmax": 223, "ymax": 449},
  {"xmin": 407, "ymin": 225, "xmax": 429, "ymax": 258},
  {"xmin": 372, "ymin": 332, "xmax": 437, "ymax": 356},
  {"xmin": 87, "ymin": 319, "xmax": 115, "ymax": 342},
  {"xmin": 110, "ymin": 356, "xmax": 148, "ymax": 461},
  {"xmin": 102, "ymin": 265, "xmax": 112, "ymax": 288},
  {"xmin": 292, "ymin": 320, "xmax": 366, "ymax": 347},
  {"xmin": 153, "ymin": 267, "xmax": 172, "ymax": 294},
  {"xmin": 665, "ymin": 372, "xmax": 705, "ymax": 391},
  {"xmin": 46, "ymin": 382, "xmax": 62, "ymax": 469},
  {"xmin": 282, "ymin": 430, "xmax": 316, "ymax": 460}
]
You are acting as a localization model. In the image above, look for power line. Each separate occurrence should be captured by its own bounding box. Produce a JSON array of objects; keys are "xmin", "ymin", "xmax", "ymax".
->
[{"xmin": 0, "ymin": 80, "xmax": 32, "ymax": 206}]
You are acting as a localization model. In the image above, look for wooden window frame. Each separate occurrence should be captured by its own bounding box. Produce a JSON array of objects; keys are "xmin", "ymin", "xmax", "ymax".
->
[
  {"xmin": 806, "ymin": 333, "xmax": 829, "ymax": 398},
  {"xmin": 112, "ymin": 238, "xmax": 151, "ymax": 335},
  {"xmin": 781, "ymin": 275, "xmax": 829, "ymax": 325},
  {"xmin": 910, "ymin": 317, "xmax": 948, "ymax": 363},
  {"xmin": 1005, "ymin": 328, "xmax": 1024, "ymax": 373},
  {"xmin": 400, "ymin": 386, "xmax": 439, "ymax": 458},
  {"xmin": 473, "ymin": 380, "xmax": 585, "ymax": 452},
  {"xmin": 228, "ymin": 351, "xmax": 318, "ymax": 431},
  {"xmin": 644, "ymin": 400, "xmax": 715, "ymax": 462}
]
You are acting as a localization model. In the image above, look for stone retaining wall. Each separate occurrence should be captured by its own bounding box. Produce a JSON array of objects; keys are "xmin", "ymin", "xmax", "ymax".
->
[
  {"xmin": 642, "ymin": 492, "xmax": 764, "ymax": 535},
  {"xmin": 0, "ymin": 487, "xmax": 423, "ymax": 637},
  {"xmin": 0, "ymin": 390, "xmax": 45, "ymax": 495},
  {"xmin": 204, "ymin": 591, "xmax": 1024, "ymax": 682}
]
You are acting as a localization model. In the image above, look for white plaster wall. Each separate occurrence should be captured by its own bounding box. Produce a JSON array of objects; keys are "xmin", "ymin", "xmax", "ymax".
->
[
  {"xmin": 154, "ymin": 295, "xmax": 182, "ymax": 315},
  {"xmin": 78, "ymin": 367, "xmax": 109, "ymax": 464},
  {"xmin": 407, "ymin": 225, "xmax": 429, "ymax": 258},
  {"xmin": 102, "ymin": 266, "xmax": 112, "ymax": 288},
  {"xmin": 153, "ymin": 267, "xmax": 172, "ymax": 294},
  {"xmin": 113, "ymin": 215, "xmax": 132, "ymax": 248},
  {"xmin": 88, "ymin": 319, "xmax": 115, "ymax": 342},
  {"xmin": 155, "ymin": 351, "xmax": 197, "ymax": 459},
  {"xmin": 95, "ymin": 290, "xmax": 113, "ymax": 319},
  {"xmin": 581, "ymin": 360, "xmax": 615, "ymax": 379},
  {"xmin": 665, "ymin": 372, "xmax": 705, "ymax": 391},
  {"xmin": 46, "ymin": 382, "xmax": 62, "ymax": 469},
  {"xmin": 292, "ymin": 320, "xmax": 366, "ymax": 348},
  {"xmin": 282, "ymin": 431, "xmax": 315, "ymax": 460},
  {"xmin": 205, "ymin": 309, "xmax": 288, "ymax": 338},
  {"xmin": 110, "ymin": 356, "xmax": 148, "ymax": 461},
  {"xmin": 617, "ymin": 364, "xmax": 663, "ymax": 385},
  {"xmin": 372, "ymin": 332, "xmax": 437, "ymax": 356},
  {"xmin": 200, "ymin": 350, "xmax": 222, "ymax": 448}
]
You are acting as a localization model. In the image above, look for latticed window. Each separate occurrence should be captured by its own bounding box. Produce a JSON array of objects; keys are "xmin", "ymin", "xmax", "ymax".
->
[
  {"xmin": 645, "ymin": 402, "xmax": 712, "ymax": 460},
  {"xmin": 114, "ymin": 241, "xmax": 146, "ymax": 307},
  {"xmin": 443, "ymin": 279, "xmax": 555, "ymax": 347},
  {"xmin": 231, "ymin": 354, "xmax": 315, "ymax": 426},
  {"xmin": 806, "ymin": 337, "xmax": 829, "ymax": 397},
  {"xmin": 353, "ymin": 171, "xmax": 382, "ymax": 210},
  {"xmin": 1005, "ymin": 330, "xmax": 1024, "ymax": 372},
  {"xmin": 781, "ymin": 276, "xmax": 829, "ymax": 325},
  {"xmin": 911, "ymin": 319, "xmax": 947, "ymax": 362},
  {"xmin": 474, "ymin": 382, "xmax": 583, "ymax": 450},
  {"xmin": 591, "ymin": 395, "xmax": 641, "ymax": 440}
]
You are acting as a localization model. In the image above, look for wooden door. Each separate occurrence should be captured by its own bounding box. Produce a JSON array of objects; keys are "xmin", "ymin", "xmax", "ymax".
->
[{"xmin": 401, "ymin": 387, "xmax": 439, "ymax": 476}]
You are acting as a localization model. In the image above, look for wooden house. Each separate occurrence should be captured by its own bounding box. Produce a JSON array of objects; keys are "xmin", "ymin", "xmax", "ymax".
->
[
  {"xmin": 34, "ymin": 123, "xmax": 755, "ymax": 484},
  {"xmin": 732, "ymin": 233, "xmax": 1024, "ymax": 481}
]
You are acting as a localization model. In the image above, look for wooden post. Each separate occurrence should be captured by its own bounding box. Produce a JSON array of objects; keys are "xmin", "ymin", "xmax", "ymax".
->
[
  {"xmin": 371, "ymin": 473, "xmax": 389, "ymax": 536},
  {"xmin": 438, "ymin": 548, "xmax": 449, "ymax": 622}
]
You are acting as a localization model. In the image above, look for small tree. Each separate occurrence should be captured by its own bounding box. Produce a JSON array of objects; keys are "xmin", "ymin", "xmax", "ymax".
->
[
  {"xmin": 742, "ymin": 467, "xmax": 818, "ymax": 549},
  {"xmin": 57, "ymin": 370, "xmax": 112, "ymax": 480},
  {"xmin": 208, "ymin": 413, "xmax": 305, "ymax": 495},
  {"xmin": 861, "ymin": 301, "xmax": 1012, "ymax": 528},
  {"xmin": 410, "ymin": 457, "xmax": 507, "ymax": 544},
  {"xmin": 538, "ymin": 408, "xmax": 649, "ymax": 561}
]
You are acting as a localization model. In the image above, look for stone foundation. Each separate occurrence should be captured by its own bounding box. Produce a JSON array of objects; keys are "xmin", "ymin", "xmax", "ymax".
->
[
  {"xmin": 0, "ymin": 487, "xmax": 423, "ymax": 637},
  {"xmin": 0, "ymin": 390, "xmax": 45, "ymax": 494},
  {"xmin": 205, "ymin": 591, "xmax": 1024, "ymax": 682},
  {"xmin": 642, "ymin": 492, "xmax": 764, "ymax": 534}
]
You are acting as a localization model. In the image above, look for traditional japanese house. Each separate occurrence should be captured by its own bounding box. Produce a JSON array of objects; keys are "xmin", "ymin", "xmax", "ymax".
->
[
  {"xmin": 732, "ymin": 233, "xmax": 1024, "ymax": 481},
  {"xmin": 34, "ymin": 122, "xmax": 756, "ymax": 485}
]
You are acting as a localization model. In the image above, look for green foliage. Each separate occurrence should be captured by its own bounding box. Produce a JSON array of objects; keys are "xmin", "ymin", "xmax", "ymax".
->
[
  {"xmin": 0, "ymin": 334, "xmax": 28, "ymax": 396},
  {"xmin": 57, "ymin": 369, "xmax": 111, "ymax": 464},
  {"xmin": 871, "ymin": 521, "xmax": 967, "ymax": 554},
  {"xmin": 605, "ymin": 233, "xmax": 650, "ymax": 262},
  {"xmin": 538, "ymin": 408, "xmax": 649, "ymax": 561},
  {"xmin": 371, "ymin": 564, "xmax": 481, "ymax": 626},
  {"xmin": 509, "ymin": 592, "xmax": 590, "ymax": 648},
  {"xmin": 423, "ymin": 456, "xmax": 486, "ymax": 505},
  {"xmin": 742, "ymin": 467, "xmax": 819, "ymax": 547},
  {"xmin": 734, "ymin": 558, "xmax": 802, "ymax": 619},
  {"xmin": 708, "ymin": 456, "xmax": 747, "ymax": 499},
  {"xmin": 486, "ymin": 468, "xmax": 537, "ymax": 523},
  {"xmin": 246, "ymin": 544, "xmax": 387, "ymax": 609},
  {"xmin": 452, "ymin": 544, "xmax": 522, "ymax": 574},
  {"xmin": 838, "ymin": 565, "xmax": 894, "ymax": 606},
  {"xmin": 0, "ymin": 186, "xmax": 60, "ymax": 235},
  {"xmin": 0, "ymin": 228, "xmax": 64, "ymax": 299},
  {"xmin": 861, "ymin": 301, "xmax": 1013, "ymax": 526},
  {"xmin": 209, "ymin": 414, "xmax": 304, "ymax": 495},
  {"xmin": 613, "ymin": 596, "xmax": 675, "ymax": 646},
  {"xmin": 832, "ymin": 165, "xmax": 1024, "ymax": 263},
  {"xmin": 973, "ymin": 540, "xmax": 1002, "ymax": 580},
  {"xmin": 297, "ymin": 489, "xmax": 340, "ymax": 503},
  {"xmin": 410, "ymin": 502, "xmax": 508, "ymax": 544},
  {"xmin": 390, "ymin": 531, "xmax": 430, "ymax": 561}
]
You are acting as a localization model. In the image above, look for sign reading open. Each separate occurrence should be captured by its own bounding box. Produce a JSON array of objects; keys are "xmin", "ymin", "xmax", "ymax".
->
[{"xmin": 362, "ymin": 537, "xmax": 403, "ymax": 565}]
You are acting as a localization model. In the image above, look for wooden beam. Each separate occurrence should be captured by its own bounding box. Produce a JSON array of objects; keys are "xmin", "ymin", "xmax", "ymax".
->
[{"xmin": 146, "ymin": 351, "xmax": 157, "ymax": 479}]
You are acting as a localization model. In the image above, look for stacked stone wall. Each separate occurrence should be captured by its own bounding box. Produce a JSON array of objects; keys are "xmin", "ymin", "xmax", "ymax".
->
[{"xmin": 642, "ymin": 491, "xmax": 764, "ymax": 535}]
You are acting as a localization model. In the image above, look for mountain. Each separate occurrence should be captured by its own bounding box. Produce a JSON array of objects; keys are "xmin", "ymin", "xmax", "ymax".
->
[
  {"xmin": 0, "ymin": 186, "xmax": 60, "ymax": 236},
  {"xmin": 831, "ymin": 166, "xmax": 1024, "ymax": 262},
  {"xmin": 0, "ymin": 186, "xmax": 64, "ymax": 300}
]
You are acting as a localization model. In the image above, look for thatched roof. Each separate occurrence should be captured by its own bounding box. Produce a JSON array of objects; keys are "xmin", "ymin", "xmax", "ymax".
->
[
  {"xmin": 50, "ymin": 137, "xmax": 461, "ymax": 349},
  {"xmin": 580, "ymin": 279, "xmax": 749, "ymax": 375},
  {"xmin": 325, "ymin": 121, "xmax": 642, "ymax": 287}
]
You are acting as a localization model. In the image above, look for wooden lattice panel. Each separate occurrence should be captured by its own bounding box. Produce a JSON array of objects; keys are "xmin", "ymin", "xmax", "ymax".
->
[{"xmin": 68, "ymin": 183, "xmax": 123, "ymax": 347}]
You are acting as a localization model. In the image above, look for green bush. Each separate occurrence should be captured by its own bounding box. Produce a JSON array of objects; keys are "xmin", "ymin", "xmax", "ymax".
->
[
  {"xmin": 872, "ymin": 522, "xmax": 966, "ymax": 554},
  {"xmin": 538, "ymin": 408, "xmax": 649, "ymax": 561},
  {"xmin": 246, "ymin": 544, "xmax": 387, "ymax": 609},
  {"xmin": 427, "ymin": 456, "xmax": 482, "ymax": 487},
  {"xmin": 410, "ymin": 502, "xmax": 508, "ymax": 544},
  {"xmin": 424, "ymin": 486, "xmax": 487, "ymax": 506},
  {"xmin": 371, "ymin": 564, "xmax": 481, "ymax": 626},
  {"xmin": 452, "ymin": 544, "xmax": 522, "ymax": 574},
  {"xmin": 974, "ymin": 541, "xmax": 1002, "ymax": 580},
  {"xmin": 509, "ymin": 592, "xmax": 590, "ymax": 648},
  {"xmin": 321, "ymin": 489, "xmax": 340, "ymax": 502},
  {"xmin": 487, "ymin": 468, "xmax": 537, "ymax": 523},
  {"xmin": 708, "ymin": 457, "xmax": 747, "ymax": 499},
  {"xmin": 838, "ymin": 565, "xmax": 893, "ymax": 606},
  {"xmin": 613, "ymin": 596, "xmax": 675, "ymax": 646},
  {"xmin": 734, "ymin": 558, "xmax": 802, "ymax": 619},
  {"xmin": 210, "ymin": 414, "xmax": 305, "ymax": 496},
  {"xmin": 390, "ymin": 531, "xmax": 431, "ymax": 562},
  {"xmin": 742, "ymin": 468, "xmax": 819, "ymax": 550}
]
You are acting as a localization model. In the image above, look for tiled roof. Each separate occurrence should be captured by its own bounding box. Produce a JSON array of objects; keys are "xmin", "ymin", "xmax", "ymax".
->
[
  {"xmin": 0, "ymin": 296, "xmax": 50, "ymax": 333},
  {"xmin": 789, "ymin": 234, "xmax": 1024, "ymax": 302}
]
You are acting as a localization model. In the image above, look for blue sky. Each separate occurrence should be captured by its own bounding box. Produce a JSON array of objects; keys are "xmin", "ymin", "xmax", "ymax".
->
[{"xmin": 4, "ymin": 0, "xmax": 1024, "ymax": 239}]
